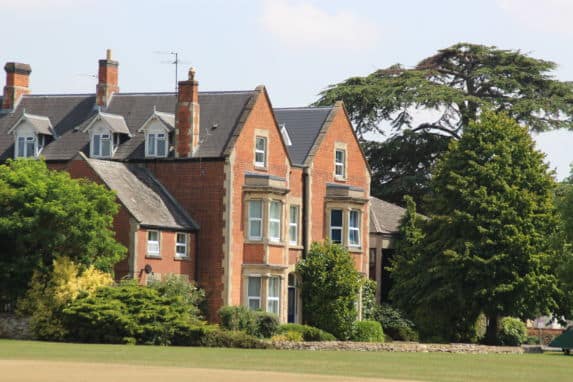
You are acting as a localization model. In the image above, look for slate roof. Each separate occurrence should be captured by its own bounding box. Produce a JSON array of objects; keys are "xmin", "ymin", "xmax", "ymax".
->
[
  {"xmin": 0, "ymin": 90, "xmax": 255, "ymax": 161},
  {"xmin": 83, "ymin": 154, "xmax": 198, "ymax": 231},
  {"xmin": 369, "ymin": 196, "xmax": 407, "ymax": 234},
  {"xmin": 83, "ymin": 111, "xmax": 131, "ymax": 135},
  {"xmin": 273, "ymin": 106, "xmax": 332, "ymax": 165},
  {"xmin": 8, "ymin": 112, "xmax": 54, "ymax": 136}
]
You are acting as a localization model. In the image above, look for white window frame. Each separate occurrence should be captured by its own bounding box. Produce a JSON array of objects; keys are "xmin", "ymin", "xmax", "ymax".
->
[
  {"xmin": 15, "ymin": 134, "xmax": 37, "ymax": 158},
  {"xmin": 335, "ymin": 149, "xmax": 346, "ymax": 179},
  {"xmin": 175, "ymin": 232, "xmax": 188, "ymax": 258},
  {"xmin": 248, "ymin": 200, "xmax": 263, "ymax": 241},
  {"xmin": 147, "ymin": 230, "xmax": 160, "ymax": 257},
  {"xmin": 348, "ymin": 210, "xmax": 361, "ymax": 247},
  {"xmin": 247, "ymin": 276, "xmax": 262, "ymax": 311},
  {"xmin": 269, "ymin": 200, "xmax": 282, "ymax": 243},
  {"xmin": 91, "ymin": 132, "xmax": 112, "ymax": 158},
  {"xmin": 146, "ymin": 132, "xmax": 168, "ymax": 158},
  {"xmin": 289, "ymin": 205, "xmax": 299, "ymax": 245},
  {"xmin": 267, "ymin": 276, "xmax": 280, "ymax": 315},
  {"xmin": 330, "ymin": 209, "xmax": 343, "ymax": 244},
  {"xmin": 255, "ymin": 136, "xmax": 267, "ymax": 168}
]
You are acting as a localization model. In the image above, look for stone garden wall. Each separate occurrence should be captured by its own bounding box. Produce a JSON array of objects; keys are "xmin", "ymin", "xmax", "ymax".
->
[{"xmin": 273, "ymin": 341, "xmax": 524, "ymax": 354}]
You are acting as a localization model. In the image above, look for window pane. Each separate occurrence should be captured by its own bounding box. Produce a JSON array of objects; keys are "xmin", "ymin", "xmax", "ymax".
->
[
  {"xmin": 93, "ymin": 135, "xmax": 100, "ymax": 156},
  {"xmin": 148, "ymin": 231, "xmax": 159, "ymax": 241},
  {"xmin": 350, "ymin": 211, "xmax": 359, "ymax": 228},
  {"xmin": 331, "ymin": 228, "xmax": 342, "ymax": 244},
  {"xmin": 176, "ymin": 233, "xmax": 186, "ymax": 244},
  {"xmin": 249, "ymin": 220, "xmax": 262, "ymax": 239},
  {"xmin": 331, "ymin": 210, "xmax": 342, "ymax": 226},
  {"xmin": 249, "ymin": 200, "xmax": 262, "ymax": 218},
  {"xmin": 270, "ymin": 201, "xmax": 281, "ymax": 219},
  {"xmin": 289, "ymin": 206, "xmax": 298, "ymax": 224},
  {"xmin": 101, "ymin": 138, "xmax": 111, "ymax": 157},
  {"xmin": 157, "ymin": 137, "xmax": 166, "ymax": 157},
  {"xmin": 26, "ymin": 140, "xmax": 35, "ymax": 157},
  {"xmin": 256, "ymin": 137, "xmax": 266, "ymax": 151},
  {"xmin": 249, "ymin": 299, "xmax": 261, "ymax": 310},
  {"xmin": 269, "ymin": 277, "xmax": 280, "ymax": 297},
  {"xmin": 267, "ymin": 300, "xmax": 279, "ymax": 314},
  {"xmin": 269, "ymin": 201, "xmax": 281, "ymax": 241},
  {"xmin": 17, "ymin": 137, "xmax": 25, "ymax": 157},
  {"xmin": 147, "ymin": 134, "xmax": 156, "ymax": 156}
]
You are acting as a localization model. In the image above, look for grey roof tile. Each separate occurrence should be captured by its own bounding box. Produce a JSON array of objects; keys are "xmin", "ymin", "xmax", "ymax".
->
[
  {"xmin": 0, "ymin": 91, "xmax": 256, "ymax": 161},
  {"xmin": 84, "ymin": 155, "xmax": 198, "ymax": 230},
  {"xmin": 273, "ymin": 107, "xmax": 332, "ymax": 165},
  {"xmin": 369, "ymin": 196, "xmax": 407, "ymax": 234}
]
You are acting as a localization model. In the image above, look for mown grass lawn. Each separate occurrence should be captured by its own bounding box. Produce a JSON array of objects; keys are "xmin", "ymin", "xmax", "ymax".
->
[{"xmin": 0, "ymin": 339, "xmax": 571, "ymax": 382}]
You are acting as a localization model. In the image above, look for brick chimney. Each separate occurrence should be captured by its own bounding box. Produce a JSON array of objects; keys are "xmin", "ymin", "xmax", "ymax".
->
[
  {"xmin": 2, "ymin": 63, "xmax": 31, "ymax": 111},
  {"xmin": 96, "ymin": 49, "xmax": 119, "ymax": 108},
  {"xmin": 175, "ymin": 67, "xmax": 200, "ymax": 157}
]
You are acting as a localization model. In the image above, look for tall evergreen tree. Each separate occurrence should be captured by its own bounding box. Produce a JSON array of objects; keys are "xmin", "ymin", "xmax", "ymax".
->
[{"xmin": 391, "ymin": 112, "xmax": 564, "ymax": 343}]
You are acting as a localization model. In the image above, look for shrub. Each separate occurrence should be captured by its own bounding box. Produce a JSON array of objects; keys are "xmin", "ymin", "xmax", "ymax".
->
[
  {"xmin": 497, "ymin": 317, "xmax": 527, "ymax": 346},
  {"xmin": 361, "ymin": 279, "xmax": 378, "ymax": 320},
  {"xmin": 17, "ymin": 257, "xmax": 113, "ymax": 340},
  {"xmin": 218, "ymin": 306, "xmax": 257, "ymax": 335},
  {"xmin": 254, "ymin": 311, "xmax": 280, "ymax": 338},
  {"xmin": 148, "ymin": 274, "xmax": 205, "ymax": 320},
  {"xmin": 373, "ymin": 304, "xmax": 419, "ymax": 341},
  {"xmin": 171, "ymin": 322, "xmax": 218, "ymax": 346},
  {"xmin": 271, "ymin": 331, "xmax": 304, "ymax": 342},
  {"xmin": 351, "ymin": 320, "xmax": 385, "ymax": 342},
  {"xmin": 296, "ymin": 241, "xmax": 363, "ymax": 339},
  {"xmin": 62, "ymin": 282, "xmax": 193, "ymax": 345},
  {"xmin": 277, "ymin": 324, "xmax": 336, "ymax": 341},
  {"xmin": 200, "ymin": 330, "xmax": 269, "ymax": 349}
]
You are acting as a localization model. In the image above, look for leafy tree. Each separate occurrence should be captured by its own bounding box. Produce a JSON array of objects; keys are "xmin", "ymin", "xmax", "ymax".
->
[
  {"xmin": 315, "ymin": 43, "xmax": 573, "ymax": 208},
  {"xmin": 0, "ymin": 159, "xmax": 126, "ymax": 304},
  {"xmin": 296, "ymin": 241, "xmax": 363, "ymax": 339},
  {"xmin": 363, "ymin": 132, "xmax": 451, "ymax": 212},
  {"xmin": 391, "ymin": 113, "xmax": 564, "ymax": 344}
]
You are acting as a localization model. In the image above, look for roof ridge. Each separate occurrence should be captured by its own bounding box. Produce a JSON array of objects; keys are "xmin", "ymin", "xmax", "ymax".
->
[{"xmin": 274, "ymin": 106, "xmax": 333, "ymax": 110}]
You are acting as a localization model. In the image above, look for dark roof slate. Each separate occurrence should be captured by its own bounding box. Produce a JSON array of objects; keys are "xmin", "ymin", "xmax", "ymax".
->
[
  {"xmin": 273, "ymin": 107, "xmax": 332, "ymax": 165},
  {"xmin": 369, "ymin": 196, "xmax": 407, "ymax": 234},
  {"xmin": 0, "ymin": 91, "xmax": 256, "ymax": 161},
  {"xmin": 84, "ymin": 155, "xmax": 198, "ymax": 231}
]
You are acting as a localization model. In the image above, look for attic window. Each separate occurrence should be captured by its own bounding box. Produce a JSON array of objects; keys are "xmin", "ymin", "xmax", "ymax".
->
[
  {"xmin": 91, "ymin": 132, "xmax": 112, "ymax": 158},
  {"xmin": 16, "ymin": 135, "xmax": 40, "ymax": 158},
  {"xmin": 280, "ymin": 124, "xmax": 292, "ymax": 146}
]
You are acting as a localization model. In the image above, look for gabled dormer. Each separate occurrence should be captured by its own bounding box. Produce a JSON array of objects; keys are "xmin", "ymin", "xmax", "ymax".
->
[
  {"xmin": 82, "ymin": 110, "xmax": 130, "ymax": 158},
  {"xmin": 138, "ymin": 108, "xmax": 174, "ymax": 158},
  {"xmin": 8, "ymin": 111, "xmax": 54, "ymax": 158}
]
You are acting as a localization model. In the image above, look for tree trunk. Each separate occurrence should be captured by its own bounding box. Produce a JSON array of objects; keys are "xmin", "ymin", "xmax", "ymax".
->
[{"xmin": 485, "ymin": 314, "xmax": 499, "ymax": 345}]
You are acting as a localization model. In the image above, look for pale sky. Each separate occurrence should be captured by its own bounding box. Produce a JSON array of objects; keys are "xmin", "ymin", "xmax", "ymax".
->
[{"xmin": 1, "ymin": 0, "xmax": 572, "ymax": 179}]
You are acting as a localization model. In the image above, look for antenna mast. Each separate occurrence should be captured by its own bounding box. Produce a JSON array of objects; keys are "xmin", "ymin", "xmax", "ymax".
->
[{"xmin": 155, "ymin": 51, "xmax": 190, "ymax": 92}]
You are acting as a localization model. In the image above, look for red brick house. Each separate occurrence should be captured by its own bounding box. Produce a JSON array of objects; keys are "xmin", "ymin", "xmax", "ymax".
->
[{"xmin": 0, "ymin": 50, "xmax": 371, "ymax": 322}]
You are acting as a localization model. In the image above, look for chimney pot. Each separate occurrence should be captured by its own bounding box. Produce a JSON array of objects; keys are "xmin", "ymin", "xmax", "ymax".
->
[
  {"xmin": 106, "ymin": 49, "xmax": 112, "ymax": 60},
  {"xmin": 189, "ymin": 67, "xmax": 196, "ymax": 81}
]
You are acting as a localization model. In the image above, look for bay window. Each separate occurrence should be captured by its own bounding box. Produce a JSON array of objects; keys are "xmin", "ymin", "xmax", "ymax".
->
[
  {"xmin": 330, "ymin": 209, "xmax": 343, "ymax": 244},
  {"xmin": 289, "ymin": 205, "xmax": 299, "ymax": 245},
  {"xmin": 349, "ymin": 210, "xmax": 361, "ymax": 247},
  {"xmin": 267, "ymin": 277, "xmax": 280, "ymax": 314},
  {"xmin": 248, "ymin": 200, "xmax": 263, "ymax": 240},
  {"xmin": 247, "ymin": 276, "xmax": 262, "ymax": 310},
  {"xmin": 269, "ymin": 201, "xmax": 282, "ymax": 242}
]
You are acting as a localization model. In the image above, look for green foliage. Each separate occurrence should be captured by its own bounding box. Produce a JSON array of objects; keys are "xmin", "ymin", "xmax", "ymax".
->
[
  {"xmin": 391, "ymin": 112, "xmax": 564, "ymax": 343},
  {"xmin": 316, "ymin": 43, "xmax": 573, "ymax": 138},
  {"xmin": 254, "ymin": 311, "xmax": 280, "ymax": 338},
  {"xmin": 271, "ymin": 330, "xmax": 304, "ymax": 342},
  {"xmin": 62, "ymin": 282, "xmax": 198, "ymax": 345},
  {"xmin": 351, "ymin": 320, "xmax": 385, "ymax": 342},
  {"xmin": 361, "ymin": 278, "xmax": 377, "ymax": 321},
  {"xmin": 372, "ymin": 304, "xmax": 419, "ymax": 342},
  {"xmin": 199, "ymin": 330, "xmax": 269, "ymax": 349},
  {"xmin": 277, "ymin": 324, "xmax": 336, "ymax": 341},
  {"xmin": 218, "ymin": 306, "xmax": 257, "ymax": 335},
  {"xmin": 0, "ymin": 159, "xmax": 126, "ymax": 304},
  {"xmin": 363, "ymin": 132, "xmax": 451, "ymax": 213},
  {"xmin": 296, "ymin": 241, "xmax": 363, "ymax": 339},
  {"xmin": 17, "ymin": 257, "xmax": 113, "ymax": 340},
  {"xmin": 316, "ymin": 43, "xmax": 573, "ymax": 213},
  {"xmin": 498, "ymin": 317, "xmax": 528, "ymax": 346},
  {"xmin": 148, "ymin": 274, "xmax": 205, "ymax": 320}
]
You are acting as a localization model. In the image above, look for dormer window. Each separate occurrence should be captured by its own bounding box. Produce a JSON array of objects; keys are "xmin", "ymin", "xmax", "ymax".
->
[
  {"xmin": 8, "ymin": 112, "xmax": 54, "ymax": 159},
  {"xmin": 91, "ymin": 132, "xmax": 112, "ymax": 158},
  {"xmin": 139, "ymin": 109, "xmax": 174, "ymax": 158},
  {"xmin": 146, "ymin": 132, "xmax": 167, "ymax": 157},
  {"xmin": 82, "ymin": 111, "xmax": 131, "ymax": 159}
]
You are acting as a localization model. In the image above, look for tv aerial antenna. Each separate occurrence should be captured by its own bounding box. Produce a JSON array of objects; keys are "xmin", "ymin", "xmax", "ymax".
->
[{"xmin": 154, "ymin": 51, "xmax": 191, "ymax": 92}]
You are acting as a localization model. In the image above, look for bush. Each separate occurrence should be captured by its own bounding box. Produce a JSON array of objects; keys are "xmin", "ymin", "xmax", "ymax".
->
[
  {"xmin": 351, "ymin": 320, "xmax": 385, "ymax": 342},
  {"xmin": 498, "ymin": 317, "xmax": 527, "ymax": 346},
  {"xmin": 62, "ymin": 282, "xmax": 193, "ymax": 345},
  {"xmin": 296, "ymin": 241, "xmax": 363, "ymax": 339},
  {"xmin": 218, "ymin": 306, "xmax": 257, "ymax": 335},
  {"xmin": 201, "ymin": 330, "xmax": 269, "ymax": 349},
  {"xmin": 254, "ymin": 311, "xmax": 280, "ymax": 338},
  {"xmin": 17, "ymin": 257, "xmax": 113, "ymax": 341},
  {"xmin": 361, "ymin": 279, "xmax": 378, "ymax": 320},
  {"xmin": 271, "ymin": 331, "xmax": 304, "ymax": 342},
  {"xmin": 373, "ymin": 304, "xmax": 419, "ymax": 342},
  {"xmin": 148, "ymin": 274, "xmax": 205, "ymax": 320},
  {"xmin": 277, "ymin": 324, "xmax": 336, "ymax": 341}
]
